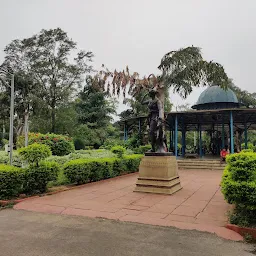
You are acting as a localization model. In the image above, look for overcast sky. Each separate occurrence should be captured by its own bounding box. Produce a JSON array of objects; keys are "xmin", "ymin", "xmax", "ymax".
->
[{"xmin": 1, "ymin": 0, "xmax": 256, "ymax": 114}]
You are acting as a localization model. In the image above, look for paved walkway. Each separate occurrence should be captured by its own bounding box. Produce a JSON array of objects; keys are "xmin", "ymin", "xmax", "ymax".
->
[
  {"xmin": 1, "ymin": 209, "xmax": 255, "ymax": 256},
  {"xmin": 15, "ymin": 170, "xmax": 242, "ymax": 241}
]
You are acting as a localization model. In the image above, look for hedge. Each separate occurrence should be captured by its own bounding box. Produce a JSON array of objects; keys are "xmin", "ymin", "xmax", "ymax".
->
[
  {"xmin": 0, "ymin": 164, "xmax": 24, "ymax": 199},
  {"xmin": 23, "ymin": 161, "xmax": 60, "ymax": 194},
  {"xmin": 221, "ymin": 151, "xmax": 256, "ymax": 227},
  {"xmin": 63, "ymin": 154, "xmax": 143, "ymax": 185}
]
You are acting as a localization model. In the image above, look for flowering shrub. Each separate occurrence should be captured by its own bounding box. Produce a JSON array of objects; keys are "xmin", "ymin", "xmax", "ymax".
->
[{"xmin": 17, "ymin": 133, "xmax": 74, "ymax": 156}]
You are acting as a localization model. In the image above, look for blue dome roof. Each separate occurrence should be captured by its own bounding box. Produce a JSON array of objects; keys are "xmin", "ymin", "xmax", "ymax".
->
[{"xmin": 192, "ymin": 86, "xmax": 240, "ymax": 110}]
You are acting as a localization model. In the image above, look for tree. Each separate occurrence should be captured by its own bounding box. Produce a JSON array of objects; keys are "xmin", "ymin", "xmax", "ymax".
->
[
  {"xmin": 2, "ymin": 28, "xmax": 94, "ymax": 132},
  {"xmin": 74, "ymin": 78, "xmax": 116, "ymax": 148},
  {"xmin": 228, "ymin": 79, "xmax": 256, "ymax": 107},
  {"xmin": 92, "ymin": 46, "xmax": 229, "ymax": 152}
]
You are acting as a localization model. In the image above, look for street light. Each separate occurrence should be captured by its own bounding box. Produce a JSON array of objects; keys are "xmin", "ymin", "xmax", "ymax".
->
[{"xmin": 0, "ymin": 68, "xmax": 14, "ymax": 165}]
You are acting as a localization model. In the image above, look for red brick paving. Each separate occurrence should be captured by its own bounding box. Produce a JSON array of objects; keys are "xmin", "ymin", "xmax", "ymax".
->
[{"xmin": 14, "ymin": 170, "xmax": 243, "ymax": 241}]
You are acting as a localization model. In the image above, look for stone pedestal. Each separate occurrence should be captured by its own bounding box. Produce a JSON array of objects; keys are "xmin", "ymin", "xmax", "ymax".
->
[{"xmin": 134, "ymin": 154, "xmax": 182, "ymax": 195}]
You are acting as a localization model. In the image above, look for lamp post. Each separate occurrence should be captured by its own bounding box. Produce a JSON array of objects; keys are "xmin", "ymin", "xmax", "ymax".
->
[{"xmin": 0, "ymin": 68, "xmax": 14, "ymax": 165}]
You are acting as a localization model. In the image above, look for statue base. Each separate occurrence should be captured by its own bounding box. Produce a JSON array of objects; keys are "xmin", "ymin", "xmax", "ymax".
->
[{"xmin": 134, "ymin": 154, "xmax": 182, "ymax": 195}]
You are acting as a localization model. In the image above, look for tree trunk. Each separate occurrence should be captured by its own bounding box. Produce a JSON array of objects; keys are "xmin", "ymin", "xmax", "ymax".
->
[
  {"xmin": 51, "ymin": 102, "xmax": 56, "ymax": 133},
  {"xmin": 24, "ymin": 108, "xmax": 29, "ymax": 147},
  {"xmin": 2, "ymin": 123, "xmax": 5, "ymax": 137}
]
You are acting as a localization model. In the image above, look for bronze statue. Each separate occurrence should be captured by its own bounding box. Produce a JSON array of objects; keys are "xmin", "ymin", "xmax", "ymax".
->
[{"xmin": 142, "ymin": 89, "xmax": 167, "ymax": 153}]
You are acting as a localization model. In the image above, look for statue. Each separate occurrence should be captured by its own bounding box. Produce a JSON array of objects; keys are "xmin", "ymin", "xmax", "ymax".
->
[{"xmin": 142, "ymin": 88, "xmax": 167, "ymax": 153}]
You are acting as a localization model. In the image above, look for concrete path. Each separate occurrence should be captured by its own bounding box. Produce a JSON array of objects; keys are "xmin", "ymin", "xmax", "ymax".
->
[
  {"xmin": 15, "ymin": 170, "xmax": 241, "ymax": 240},
  {"xmin": 0, "ymin": 209, "xmax": 255, "ymax": 256}
]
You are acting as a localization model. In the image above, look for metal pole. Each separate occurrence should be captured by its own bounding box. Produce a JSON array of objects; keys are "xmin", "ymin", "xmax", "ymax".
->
[{"xmin": 9, "ymin": 74, "xmax": 14, "ymax": 165}]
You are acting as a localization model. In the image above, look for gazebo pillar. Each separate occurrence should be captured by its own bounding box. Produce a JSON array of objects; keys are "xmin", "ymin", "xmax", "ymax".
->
[
  {"xmin": 230, "ymin": 111, "xmax": 234, "ymax": 153},
  {"xmin": 182, "ymin": 125, "xmax": 186, "ymax": 158},
  {"xmin": 169, "ymin": 127, "xmax": 173, "ymax": 152},
  {"xmin": 175, "ymin": 115, "xmax": 178, "ymax": 157},
  {"xmin": 244, "ymin": 123, "xmax": 248, "ymax": 149},
  {"xmin": 199, "ymin": 124, "xmax": 203, "ymax": 158},
  {"xmin": 222, "ymin": 120, "xmax": 225, "ymax": 149}
]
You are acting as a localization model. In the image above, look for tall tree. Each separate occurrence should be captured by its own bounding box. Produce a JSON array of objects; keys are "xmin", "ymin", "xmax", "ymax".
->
[
  {"xmin": 92, "ymin": 46, "xmax": 228, "ymax": 152},
  {"xmin": 75, "ymin": 78, "xmax": 116, "ymax": 148},
  {"xmin": 228, "ymin": 79, "xmax": 256, "ymax": 107},
  {"xmin": 2, "ymin": 28, "xmax": 94, "ymax": 132}
]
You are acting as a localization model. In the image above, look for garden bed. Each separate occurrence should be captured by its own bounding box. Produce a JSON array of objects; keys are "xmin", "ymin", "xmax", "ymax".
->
[{"xmin": 226, "ymin": 224, "xmax": 256, "ymax": 240}]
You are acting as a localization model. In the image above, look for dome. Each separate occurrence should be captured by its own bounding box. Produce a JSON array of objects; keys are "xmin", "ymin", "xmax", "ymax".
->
[{"xmin": 192, "ymin": 85, "xmax": 240, "ymax": 110}]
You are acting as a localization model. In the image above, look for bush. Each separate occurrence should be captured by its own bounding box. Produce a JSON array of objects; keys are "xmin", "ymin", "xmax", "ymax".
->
[
  {"xmin": 0, "ymin": 151, "xmax": 23, "ymax": 167},
  {"xmin": 17, "ymin": 133, "xmax": 74, "ymax": 156},
  {"xmin": 18, "ymin": 143, "xmax": 51, "ymax": 166},
  {"xmin": 64, "ymin": 154, "xmax": 142, "ymax": 185},
  {"xmin": 221, "ymin": 152, "xmax": 256, "ymax": 227},
  {"xmin": 111, "ymin": 146, "xmax": 126, "ymax": 158},
  {"xmin": 23, "ymin": 162, "xmax": 60, "ymax": 194},
  {"xmin": 134, "ymin": 145, "xmax": 151, "ymax": 154},
  {"xmin": 0, "ymin": 164, "xmax": 24, "ymax": 199},
  {"xmin": 241, "ymin": 143, "xmax": 255, "ymax": 152},
  {"xmin": 101, "ymin": 139, "xmax": 125, "ymax": 150},
  {"xmin": 123, "ymin": 155, "xmax": 143, "ymax": 173},
  {"xmin": 74, "ymin": 138, "xmax": 85, "ymax": 150}
]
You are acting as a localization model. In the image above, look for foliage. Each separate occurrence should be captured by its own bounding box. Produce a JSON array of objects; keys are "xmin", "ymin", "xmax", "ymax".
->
[
  {"xmin": 63, "ymin": 154, "xmax": 142, "ymax": 185},
  {"xmin": 122, "ymin": 155, "xmax": 142, "ymax": 173},
  {"xmin": 221, "ymin": 152, "xmax": 256, "ymax": 227},
  {"xmin": 74, "ymin": 138, "xmax": 86, "ymax": 150},
  {"xmin": 228, "ymin": 79, "xmax": 256, "ymax": 108},
  {"xmin": 18, "ymin": 133, "xmax": 74, "ymax": 156},
  {"xmin": 18, "ymin": 143, "xmax": 51, "ymax": 166},
  {"xmin": 111, "ymin": 146, "xmax": 126, "ymax": 158},
  {"xmin": 3, "ymin": 28, "xmax": 93, "ymax": 133},
  {"xmin": 46, "ymin": 149, "xmax": 116, "ymax": 167},
  {"xmin": 229, "ymin": 205, "xmax": 256, "ymax": 228},
  {"xmin": 134, "ymin": 145, "xmax": 151, "ymax": 154},
  {"xmin": 100, "ymin": 139, "xmax": 125, "ymax": 150},
  {"xmin": 241, "ymin": 143, "xmax": 255, "ymax": 152},
  {"xmin": 0, "ymin": 151, "xmax": 22, "ymax": 167},
  {"xmin": 74, "ymin": 82, "xmax": 116, "ymax": 148},
  {"xmin": 23, "ymin": 162, "xmax": 60, "ymax": 194},
  {"xmin": 0, "ymin": 164, "xmax": 24, "ymax": 199}
]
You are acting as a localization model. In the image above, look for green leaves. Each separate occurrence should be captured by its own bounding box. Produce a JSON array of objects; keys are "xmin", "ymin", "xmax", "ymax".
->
[
  {"xmin": 0, "ymin": 164, "xmax": 24, "ymax": 199},
  {"xmin": 221, "ymin": 152, "xmax": 256, "ymax": 216},
  {"xmin": 3, "ymin": 27, "xmax": 94, "ymax": 132},
  {"xmin": 158, "ymin": 46, "xmax": 229, "ymax": 98},
  {"xmin": 63, "ymin": 154, "xmax": 143, "ymax": 185},
  {"xmin": 18, "ymin": 143, "xmax": 51, "ymax": 166}
]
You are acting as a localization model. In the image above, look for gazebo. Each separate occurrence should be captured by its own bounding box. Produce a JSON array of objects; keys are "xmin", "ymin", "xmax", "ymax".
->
[{"xmin": 121, "ymin": 86, "xmax": 256, "ymax": 158}]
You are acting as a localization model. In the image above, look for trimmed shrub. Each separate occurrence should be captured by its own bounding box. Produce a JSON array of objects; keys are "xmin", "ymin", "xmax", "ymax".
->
[
  {"xmin": 134, "ymin": 145, "xmax": 151, "ymax": 154},
  {"xmin": 17, "ymin": 133, "xmax": 74, "ymax": 156},
  {"xmin": 23, "ymin": 162, "xmax": 60, "ymax": 194},
  {"xmin": 111, "ymin": 146, "xmax": 126, "ymax": 158},
  {"xmin": 123, "ymin": 155, "xmax": 143, "ymax": 173},
  {"xmin": 18, "ymin": 143, "xmax": 51, "ymax": 166},
  {"xmin": 40, "ymin": 161, "xmax": 60, "ymax": 181},
  {"xmin": 63, "ymin": 155, "xmax": 142, "ymax": 185},
  {"xmin": 221, "ymin": 152, "xmax": 256, "ymax": 227},
  {"xmin": 0, "ymin": 164, "xmax": 24, "ymax": 199}
]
